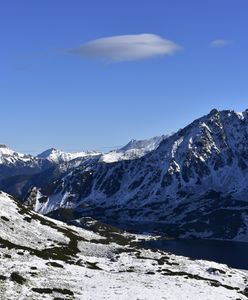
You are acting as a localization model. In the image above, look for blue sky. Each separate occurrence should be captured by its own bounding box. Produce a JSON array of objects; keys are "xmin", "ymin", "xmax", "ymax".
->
[{"xmin": 1, "ymin": 0, "xmax": 248, "ymax": 154}]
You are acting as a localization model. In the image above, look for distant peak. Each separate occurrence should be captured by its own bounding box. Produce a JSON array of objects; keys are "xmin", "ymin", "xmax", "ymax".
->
[
  {"xmin": 46, "ymin": 148, "xmax": 57, "ymax": 152},
  {"xmin": 0, "ymin": 144, "xmax": 8, "ymax": 148},
  {"xmin": 37, "ymin": 148, "xmax": 60, "ymax": 158},
  {"xmin": 37, "ymin": 147, "xmax": 101, "ymax": 163},
  {"xmin": 209, "ymin": 108, "xmax": 219, "ymax": 115}
]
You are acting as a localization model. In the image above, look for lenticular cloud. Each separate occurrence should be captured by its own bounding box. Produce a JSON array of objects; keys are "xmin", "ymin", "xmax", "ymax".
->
[{"xmin": 69, "ymin": 34, "xmax": 181, "ymax": 62}]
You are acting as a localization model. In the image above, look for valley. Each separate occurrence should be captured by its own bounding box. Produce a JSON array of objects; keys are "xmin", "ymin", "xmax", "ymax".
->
[{"xmin": 1, "ymin": 109, "xmax": 248, "ymax": 299}]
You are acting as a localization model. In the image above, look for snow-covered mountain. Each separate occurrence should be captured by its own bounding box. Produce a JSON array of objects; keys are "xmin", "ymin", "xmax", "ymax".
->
[
  {"xmin": 0, "ymin": 144, "xmax": 36, "ymax": 165},
  {"xmin": 100, "ymin": 135, "xmax": 168, "ymax": 163},
  {"xmin": 1, "ymin": 109, "xmax": 248, "ymax": 241},
  {"xmin": 22, "ymin": 109, "xmax": 248, "ymax": 241},
  {"xmin": 0, "ymin": 191, "xmax": 247, "ymax": 299},
  {"xmin": 0, "ymin": 136, "xmax": 166, "ymax": 198},
  {"xmin": 0, "ymin": 144, "xmax": 53, "ymax": 181},
  {"xmin": 0, "ymin": 134, "xmax": 164, "ymax": 168},
  {"xmin": 37, "ymin": 148, "xmax": 101, "ymax": 163}
]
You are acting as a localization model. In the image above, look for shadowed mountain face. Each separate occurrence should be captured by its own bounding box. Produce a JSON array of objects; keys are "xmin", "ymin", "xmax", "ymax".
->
[{"xmin": 1, "ymin": 109, "xmax": 248, "ymax": 241}]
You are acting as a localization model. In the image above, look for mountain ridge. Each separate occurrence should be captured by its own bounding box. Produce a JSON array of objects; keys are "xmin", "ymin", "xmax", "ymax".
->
[
  {"xmin": 1, "ymin": 108, "xmax": 248, "ymax": 241},
  {"xmin": 22, "ymin": 108, "xmax": 248, "ymax": 241}
]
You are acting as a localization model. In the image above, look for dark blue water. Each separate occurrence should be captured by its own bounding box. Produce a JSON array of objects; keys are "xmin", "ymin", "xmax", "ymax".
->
[
  {"xmin": 100, "ymin": 220, "xmax": 248, "ymax": 270},
  {"xmin": 142, "ymin": 239, "xmax": 248, "ymax": 270}
]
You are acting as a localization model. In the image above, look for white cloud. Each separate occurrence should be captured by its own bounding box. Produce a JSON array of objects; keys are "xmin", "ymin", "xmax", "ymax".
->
[
  {"xmin": 210, "ymin": 39, "xmax": 231, "ymax": 48},
  {"xmin": 69, "ymin": 34, "xmax": 182, "ymax": 62}
]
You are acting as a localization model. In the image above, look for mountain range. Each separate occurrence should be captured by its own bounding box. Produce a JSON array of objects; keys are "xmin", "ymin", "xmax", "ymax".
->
[{"xmin": 1, "ymin": 109, "xmax": 248, "ymax": 242}]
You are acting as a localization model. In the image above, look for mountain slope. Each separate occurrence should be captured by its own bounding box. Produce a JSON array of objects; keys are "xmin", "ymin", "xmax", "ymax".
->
[
  {"xmin": 23, "ymin": 109, "xmax": 248, "ymax": 241},
  {"xmin": 0, "ymin": 191, "xmax": 247, "ymax": 299}
]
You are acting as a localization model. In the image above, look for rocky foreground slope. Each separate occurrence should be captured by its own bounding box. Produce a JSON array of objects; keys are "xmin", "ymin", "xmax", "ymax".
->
[{"xmin": 0, "ymin": 191, "xmax": 247, "ymax": 299}]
